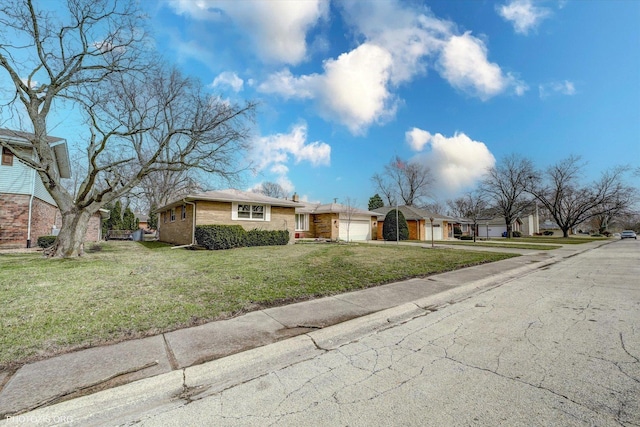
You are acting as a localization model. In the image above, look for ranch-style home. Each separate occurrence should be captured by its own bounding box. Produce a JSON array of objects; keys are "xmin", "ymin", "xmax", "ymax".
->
[
  {"xmin": 0, "ymin": 129, "xmax": 105, "ymax": 248},
  {"xmin": 372, "ymin": 205, "xmax": 455, "ymax": 241},
  {"xmin": 293, "ymin": 197, "xmax": 379, "ymax": 241},
  {"xmin": 156, "ymin": 189, "xmax": 300, "ymax": 246}
]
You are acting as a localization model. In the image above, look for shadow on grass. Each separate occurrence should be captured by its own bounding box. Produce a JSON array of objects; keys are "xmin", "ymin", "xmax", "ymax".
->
[{"xmin": 137, "ymin": 241, "xmax": 172, "ymax": 250}]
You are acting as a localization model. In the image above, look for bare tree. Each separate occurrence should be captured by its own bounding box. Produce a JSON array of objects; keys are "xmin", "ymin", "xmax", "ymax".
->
[
  {"xmin": 0, "ymin": 0, "xmax": 254, "ymax": 257},
  {"xmin": 372, "ymin": 156, "xmax": 433, "ymax": 206},
  {"xmin": 341, "ymin": 197, "xmax": 358, "ymax": 242},
  {"xmin": 252, "ymin": 181, "xmax": 287, "ymax": 199},
  {"xmin": 422, "ymin": 201, "xmax": 446, "ymax": 215},
  {"xmin": 526, "ymin": 156, "xmax": 636, "ymax": 238},
  {"xmin": 447, "ymin": 192, "xmax": 487, "ymax": 242},
  {"xmin": 480, "ymin": 154, "xmax": 535, "ymax": 238},
  {"xmin": 371, "ymin": 173, "xmax": 396, "ymax": 205},
  {"xmin": 137, "ymin": 169, "xmax": 203, "ymax": 214}
]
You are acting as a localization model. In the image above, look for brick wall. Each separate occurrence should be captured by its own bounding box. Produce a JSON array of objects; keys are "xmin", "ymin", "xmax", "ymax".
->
[
  {"xmin": 158, "ymin": 204, "xmax": 195, "ymax": 245},
  {"xmin": 0, "ymin": 193, "xmax": 102, "ymax": 248},
  {"xmin": 0, "ymin": 194, "xmax": 59, "ymax": 247},
  {"xmin": 311, "ymin": 213, "xmax": 339, "ymax": 240},
  {"xmin": 85, "ymin": 213, "xmax": 102, "ymax": 242}
]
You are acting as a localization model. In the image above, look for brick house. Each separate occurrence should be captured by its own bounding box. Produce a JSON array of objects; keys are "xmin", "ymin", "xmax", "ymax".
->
[
  {"xmin": 293, "ymin": 197, "xmax": 379, "ymax": 241},
  {"xmin": 156, "ymin": 189, "xmax": 299, "ymax": 246},
  {"xmin": 0, "ymin": 129, "xmax": 105, "ymax": 248},
  {"xmin": 372, "ymin": 205, "xmax": 453, "ymax": 241}
]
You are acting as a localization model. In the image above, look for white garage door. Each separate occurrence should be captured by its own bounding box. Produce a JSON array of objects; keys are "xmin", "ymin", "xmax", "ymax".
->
[
  {"xmin": 426, "ymin": 224, "xmax": 443, "ymax": 241},
  {"xmin": 339, "ymin": 220, "xmax": 371, "ymax": 241}
]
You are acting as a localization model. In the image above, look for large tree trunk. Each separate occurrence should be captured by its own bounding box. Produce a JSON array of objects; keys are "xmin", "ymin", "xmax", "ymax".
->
[
  {"xmin": 49, "ymin": 210, "xmax": 93, "ymax": 258},
  {"xmin": 562, "ymin": 227, "xmax": 570, "ymax": 238}
]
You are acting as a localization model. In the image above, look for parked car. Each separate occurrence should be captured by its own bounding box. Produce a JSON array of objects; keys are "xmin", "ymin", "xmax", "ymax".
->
[{"xmin": 620, "ymin": 230, "xmax": 637, "ymax": 239}]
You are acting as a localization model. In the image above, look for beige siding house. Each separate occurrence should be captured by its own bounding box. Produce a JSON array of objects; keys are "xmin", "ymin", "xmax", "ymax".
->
[{"xmin": 157, "ymin": 189, "xmax": 298, "ymax": 246}]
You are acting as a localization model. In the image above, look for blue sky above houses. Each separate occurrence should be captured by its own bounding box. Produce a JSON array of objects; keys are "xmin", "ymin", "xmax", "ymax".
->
[{"xmin": 7, "ymin": 0, "xmax": 640, "ymax": 209}]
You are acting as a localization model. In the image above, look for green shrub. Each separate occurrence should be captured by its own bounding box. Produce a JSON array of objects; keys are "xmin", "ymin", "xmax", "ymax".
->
[
  {"xmin": 37, "ymin": 235, "xmax": 57, "ymax": 248},
  {"xmin": 512, "ymin": 231, "xmax": 522, "ymax": 237},
  {"xmin": 382, "ymin": 209, "xmax": 409, "ymax": 241},
  {"xmin": 246, "ymin": 229, "xmax": 289, "ymax": 247},
  {"xmin": 195, "ymin": 225, "xmax": 246, "ymax": 250},
  {"xmin": 195, "ymin": 226, "xmax": 290, "ymax": 250},
  {"xmin": 460, "ymin": 235, "xmax": 474, "ymax": 240}
]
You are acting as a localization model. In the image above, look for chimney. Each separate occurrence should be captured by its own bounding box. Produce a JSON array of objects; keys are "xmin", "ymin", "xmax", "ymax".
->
[{"xmin": 292, "ymin": 193, "xmax": 299, "ymax": 203}]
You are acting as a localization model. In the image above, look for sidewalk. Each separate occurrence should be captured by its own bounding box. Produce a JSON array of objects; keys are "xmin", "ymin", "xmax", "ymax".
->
[{"xmin": 0, "ymin": 240, "xmax": 610, "ymax": 420}]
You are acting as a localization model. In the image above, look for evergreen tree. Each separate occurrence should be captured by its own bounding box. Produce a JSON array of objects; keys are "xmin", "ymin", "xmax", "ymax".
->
[
  {"xmin": 122, "ymin": 207, "xmax": 136, "ymax": 230},
  {"xmin": 383, "ymin": 209, "xmax": 409, "ymax": 241},
  {"xmin": 109, "ymin": 201, "xmax": 123, "ymax": 230},
  {"xmin": 368, "ymin": 193, "xmax": 384, "ymax": 210},
  {"xmin": 101, "ymin": 203, "xmax": 113, "ymax": 236},
  {"xmin": 148, "ymin": 204, "xmax": 158, "ymax": 230}
]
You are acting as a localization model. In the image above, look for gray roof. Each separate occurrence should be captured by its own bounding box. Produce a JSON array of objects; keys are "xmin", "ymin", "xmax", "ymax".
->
[
  {"xmin": 295, "ymin": 201, "xmax": 379, "ymax": 217},
  {"xmin": 372, "ymin": 205, "xmax": 453, "ymax": 221},
  {"xmin": 0, "ymin": 128, "xmax": 70, "ymax": 179},
  {"xmin": 158, "ymin": 189, "xmax": 300, "ymax": 211}
]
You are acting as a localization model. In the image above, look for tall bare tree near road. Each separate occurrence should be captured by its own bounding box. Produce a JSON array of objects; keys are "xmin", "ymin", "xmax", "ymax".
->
[
  {"xmin": 0, "ymin": 0, "xmax": 254, "ymax": 257},
  {"xmin": 480, "ymin": 154, "xmax": 535, "ymax": 238},
  {"xmin": 372, "ymin": 156, "xmax": 433, "ymax": 206},
  {"xmin": 526, "ymin": 156, "xmax": 636, "ymax": 238},
  {"xmin": 447, "ymin": 192, "xmax": 487, "ymax": 242}
]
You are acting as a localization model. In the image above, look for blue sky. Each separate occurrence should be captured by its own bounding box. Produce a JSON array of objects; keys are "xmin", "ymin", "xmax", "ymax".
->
[{"xmin": 28, "ymin": 1, "xmax": 640, "ymax": 208}]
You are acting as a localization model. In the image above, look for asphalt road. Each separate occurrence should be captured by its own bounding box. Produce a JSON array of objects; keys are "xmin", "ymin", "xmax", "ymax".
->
[{"xmin": 122, "ymin": 239, "xmax": 639, "ymax": 426}]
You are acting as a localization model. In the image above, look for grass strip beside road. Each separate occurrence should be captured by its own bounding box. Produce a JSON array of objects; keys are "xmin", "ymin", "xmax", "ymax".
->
[
  {"xmin": 491, "ymin": 236, "xmax": 609, "ymax": 244},
  {"xmin": 0, "ymin": 241, "xmax": 516, "ymax": 369},
  {"xmin": 434, "ymin": 241, "xmax": 561, "ymax": 250}
]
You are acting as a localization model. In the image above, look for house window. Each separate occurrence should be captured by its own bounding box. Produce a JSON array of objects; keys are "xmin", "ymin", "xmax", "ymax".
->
[
  {"xmin": 181, "ymin": 205, "xmax": 186, "ymax": 220},
  {"xmin": 163, "ymin": 211, "xmax": 168, "ymax": 223},
  {"xmin": 295, "ymin": 214, "xmax": 309, "ymax": 231},
  {"xmin": 236, "ymin": 204, "xmax": 266, "ymax": 220},
  {"xmin": 1, "ymin": 147, "xmax": 13, "ymax": 166},
  {"xmin": 170, "ymin": 208, "xmax": 176, "ymax": 222}
]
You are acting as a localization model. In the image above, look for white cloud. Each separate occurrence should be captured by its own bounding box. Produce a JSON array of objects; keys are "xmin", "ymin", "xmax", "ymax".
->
[
  {"xmin": 539, "ymin": 80, "xmax": 576, "ymax": 99},
  {"xmin": 437, "ymin": 32, "xmax": 527, "ymax": 100},
  {"xmin": 260, "ymin": 44, "xmax": 397, "ymax": 135},
  {"xmin": 497, "ymin": 0, "xmax": 551, "ymax": 35},
  {"xmin": 258, "ymin": 1, "xmax": 525, "ymax": 134},
  {"xmin": 167, "ymin": 0, "xmax": 327, "ymax": 65},
  {"xmin": 250, "ymin": 123, "xmax": 331, "ymax": 173},
  {"xmin": 249, "ymin": 123, "xmax": 330, "ymax": 197},
  {"xmin": 211, "ymin": 71, "xmax": 243, "ymax": 92},
  {"xmin": 407, "ymin": 128, "xmax": 495, "ymax": 195}
]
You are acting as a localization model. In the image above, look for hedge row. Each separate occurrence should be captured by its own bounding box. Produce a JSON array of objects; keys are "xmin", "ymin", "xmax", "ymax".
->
[
  {"xmin": 37, "ymin": 235, "xmax": 57, "ymax": 248},
  {"xmin": 194, "ymin": 225, "xmax": 289, "ymax": 250}
]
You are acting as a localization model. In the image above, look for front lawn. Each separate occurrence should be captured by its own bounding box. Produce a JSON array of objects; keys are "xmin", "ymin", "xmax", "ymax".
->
[{"xmin": 0, "ymin": 242, "xmax": 516, "ymax": 368}]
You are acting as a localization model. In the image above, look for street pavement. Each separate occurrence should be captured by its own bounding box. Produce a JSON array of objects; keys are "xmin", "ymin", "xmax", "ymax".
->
[{"xmin": 2, "ymin": 239, "xmax": 639, "ymax": 426}]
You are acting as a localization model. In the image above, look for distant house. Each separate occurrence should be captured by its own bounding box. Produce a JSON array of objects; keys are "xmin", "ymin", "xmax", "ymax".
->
[
  {"xmin": 539, "ymin": 219, "xmax": 562, "ymax": 236},
  {"xmin": 293, "ymin": 197, "xmax": 379, "ymax": 241},
  {"xmin": 0, "ymin": 129, "xmax": 105, "ymax": 248},
  {"xmin": 156, "ymin": 189, "xmax": 299, "ymax": 246},
  {"xmin": 372, "ymin": 205, "xmax": 455, "ymax": 241},
  {"xmin": 136, "ymin": 213, "xmax": 150, "ymax": 230},
  {"xmin": 477, "ymin": 208, "xmax": 540, "ymax": 238}
]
